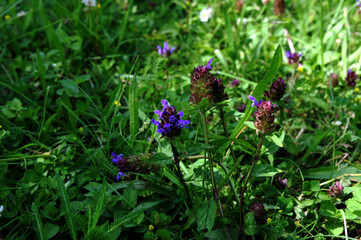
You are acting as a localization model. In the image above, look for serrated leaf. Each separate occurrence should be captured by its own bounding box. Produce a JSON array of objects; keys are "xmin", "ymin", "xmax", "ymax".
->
[
  {"xmin": 129, "ymin": 76, "xmax": 139, "ymax": 143},
  {"xmin": 244, "ymin": 212, "xmax": 257, "ymax": 236},
  {"xmin": 197, "ymin": 200, "xmax": 217, "ymax": 231}
]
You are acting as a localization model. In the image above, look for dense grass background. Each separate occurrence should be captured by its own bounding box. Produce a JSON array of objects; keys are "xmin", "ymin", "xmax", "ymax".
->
[{"xmin": 0, "ymin": 0, "xmax": 361, "ymax": 239}]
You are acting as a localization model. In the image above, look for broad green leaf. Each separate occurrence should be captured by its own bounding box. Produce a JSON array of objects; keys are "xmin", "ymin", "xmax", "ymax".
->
[
  {"xmin": 277, "ymin": 196, "xmax": 294, "ymax": 213},
  {"xmin": 346, "ymin": 198, "xmax": 361, "ymax": 216},
  {"xmin": 325, "ymin": 221, "xmax": 343, "ymax": 236},
  {"xmin": 310, "ymin": 180, "xmax": 320, "ymax": 192},
  {"xmin": 43, "ymin": 223, "xmax": 60, "ymax": 240},
  {"xmin": 197, "ymin": 200, "xmax": 217, "ymax": 231},
  {"xmin": 353, "ymin": 187, "xmax": 361, "ymax": 202},
  {"xmin": 230, "ymin": 45, "xmax": 283, "ymax": 139},
  {"xmin": 244, "ymin": 212, "xmax": 257, "ymax": 236},
  {"xmin": 304, "ymin": 166, "xmax": 361, "ymax": 179},
  {"xmin": 122, "ymin": 182, "xmax": 137, "ymax": 209},
  {"xmin": 252, "ymin": 164, "xmax": 282, "ymax": 177},
  {"xmin": 147, "ymin": 153, "xmax": 172, "ymax": 165},
  {"xmin": 320, "ymin": 201, "xmax": 337, "ymax": 217}
]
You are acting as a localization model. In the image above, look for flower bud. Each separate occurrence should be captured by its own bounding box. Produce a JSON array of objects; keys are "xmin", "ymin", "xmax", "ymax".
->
[
  {"xmin": 330, "ymin": 73, "xmax": 339, "ymax": 87},
  {"xmin": 112, "ymin": 153, "xmax": 160, "ymax": 181},
  {"xmin": 328, "ymin": 181, "xmax": 344, "ymax": 198},
  {"xmin": 250, "ymin": 97, "xmax": 277, "ymax": 134},
  {"xmin": 264, "ymin": 77, "xmax": 287, "ymax": 101},
  {"xmin": 248, "ymin": 201, "xmax": 266, "ymax": 219},
  {"xmin": 345, "ymin": 69, "xmax": 358, "ymax": 88},
  {"xmin": 274, "ymin": 0, "xmax": 285, "ymax": 15}
]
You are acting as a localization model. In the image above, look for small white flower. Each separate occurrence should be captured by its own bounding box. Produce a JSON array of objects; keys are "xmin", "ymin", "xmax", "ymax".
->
[
  {"xmin": 17, "ymin": 11, "xmax": 27, "ymax": 17},
  {"xmin": 0, "ymin": 205, "xmax": 3, "ymax": 217},
  {"xmin": 82, "ymin": 0, "xmax": 96, "ymax": 7},
  {"xmin": 200, "ymin": 7, "xmax": 213, "ymax": 22},
  {"xmin": 332, "ymin": 121, "xmax": 342, "ymax": 126}
]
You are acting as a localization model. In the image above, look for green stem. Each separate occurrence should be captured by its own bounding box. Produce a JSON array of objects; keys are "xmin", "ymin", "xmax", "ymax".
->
[
  {"xmin": 238, "ymin": 134, "xmax": 264, "ymax": 239},
  {"xmin": 170, "ymin": 142, "xmax": 192, "ymax": 207},
  {"xmin": 219, "ymin": 108, "xmax": 238, "ymax": 163},
  {"xmin": 200, "ymin": 111, "xmax": 232, "ymax": 240}
]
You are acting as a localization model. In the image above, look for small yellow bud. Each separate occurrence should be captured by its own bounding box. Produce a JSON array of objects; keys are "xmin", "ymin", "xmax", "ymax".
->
[
  {"xmin": 73, "ymin": 137, "xmax": 77, "ymax": 141},
  {"xmin": 278, "ymin": 210, "xmax": 283, "ymax": 213},
  {"xmin": 295, "ymin": 220, "xmax": 301, "ymax": 227},
  {"xmin": 97, "ymin": 3, "xmax": 101, "ymax": 8},
  {"xmin": 267, "ymin": 218, "xmax": 272, "ymax": 224},
  {"xmin": 297, "ymin": 65, "xmax": 304, "ymax": 73},
  {"xmin": 355, "ymin": 87, "xmax": 360, "ymax": 93},
  {"xmin": 4, "ymin": 15, "xmax": 11, "ymax": 20},
  {"xmin": 114, "ymin": 101, "xmax": 121, "ymax": 107},
  {"xmin": 79, "ymin": 127, "xmax": 84, "ymax": 133},
  {"xmin": 148, "ymin": 225, "xmax": 154, "ymax": 231}
]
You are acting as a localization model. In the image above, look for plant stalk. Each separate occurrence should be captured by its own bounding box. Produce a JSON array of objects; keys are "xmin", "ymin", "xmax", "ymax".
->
[
  {"xmin": 200, "ymin": 111, "xmax": 232, "ymax": 240},
  {"xmin": 238, "ymin": 134, "xmax": 264, "ymax": 240},
  {"xmin": 170, "ymin": 142, "xmax": 192, "ymax": 207}
]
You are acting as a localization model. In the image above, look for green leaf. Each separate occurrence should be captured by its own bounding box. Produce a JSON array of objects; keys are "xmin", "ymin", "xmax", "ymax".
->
[
  {"xmin": 277, "ymin": 196, "xmax": 294, "ymax": 213},
  {"xmin": 129, "ymin": 76, "xmax": 139, "ymax": 144},
  {"xmin": 146, "ymin": 153, "xmax": 172, "ymax": 165},
  {"xmin": 346, "ymin": 198, "xmax": 361, "ymax": 216},
  {"xmin": 43, "ymin": 223, "xmax": 60, "ymax": 240},
  {"xmin": 303, "ymin": 166, "xmax": 361, "ymax": 179},
  {"xmin": 325, "ymin": 221, "xmax": 343, "ymax": 236},
  {"xmin": 320, "ymin": 201, "xmax": 337, "ymax": 217},
  {"xmin": 92, "ymin": 179, "xmax": 108, "ymax": 228},
  {"xmin": 353, "ymin": 187, "xmax": 361, "ymax": 201},
  {"xmin": 197, "ymin": 200, "xmax": 217, "ymax": 231},
  {"xmin": 122, "ymin": 182, "xmax": 137, "ymax": 209},
  {"xmin": 74, "ymin": 75, "xmax": 90, "ymax": 84},
  {"xmin": 199, "ymin": 98, "xmax": 210, "ymax": 112},
  {"xmin": 32, "ymin": 203, "xmax": 45, "ymax": 240},
  {"xmin": 230, "ymin": 45, "xmax": 283, "ymax": 139},
  {"xmin": 252, "ymin": 164, "xmax": 282, "ymax": 177},
  {"xmin": 244, "ymin": 212, "xmax": 257, "ymax": 236},
  {"xmin": 310, "ymin": 180, "xmax": 320, "ymax": 191}
]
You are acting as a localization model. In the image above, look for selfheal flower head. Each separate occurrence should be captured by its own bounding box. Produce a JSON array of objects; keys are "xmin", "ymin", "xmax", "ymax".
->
[
  {"xmin": 345, "ymin": 69, "xmax": 358, "ymax": 87},
  {"xmin": 264, "ymin": 77, "xmax": 287, "ymax": 101},
  {"xmin": 248, "ymin": 202, "xmax": 266, "ymax": 219},
  {"xmin": 112, "ymin": 153, "xmax": 160, "ymax": 181},
  {"xmin": 152, "ymin": 99, "xmax": 190, "ymax": 138},
  {"xmin": 231, "ymin": 79, "xmax": 240, "ymax": 87},
  {"xmin": 330, "ymin": 73, "xmax": 339, "ymax": 87},
  {"xmin": 286, "ymin": 51, "xmax": 302, "ymax": 65},
  {"xmin": 254, "ymin": 100, "xmax": 277, "ymax": 134},
  {"xmin": 157, "ymin": 42, "xmax": 175, "ymax": 58},
  {"xmin": 190, "ymin": 59, "xmax": 228, "ymax": 105},
  {"xmin": 328, "ymin": 181, "xmax": 344, "ymax": 198}
]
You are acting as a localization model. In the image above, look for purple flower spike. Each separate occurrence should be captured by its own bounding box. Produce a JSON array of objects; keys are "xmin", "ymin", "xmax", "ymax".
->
[
  {"xmin": 206, "ymin": 58, "xmax": 213, "ymax": 70},
  {"xmin": 286, "ymin": 51, "xmax": 302, "ymax": 65},
  {"xmin": 328, "ymin": 181, "xmax": 344, "ymax": 198},
  {"xmin": 157, "ymin": 42, "xmax": 175, "ymax": 58},
  {"xmin": 152, "ymin": 99, "xmax": 190, "ymax": 138},
  {"xmin": 345, "ymin": 69, "xmax": 358, "ymax": 87},
  {"xmin": 248, "ymin": 95, "xmax": 262, "ymax": 107}
]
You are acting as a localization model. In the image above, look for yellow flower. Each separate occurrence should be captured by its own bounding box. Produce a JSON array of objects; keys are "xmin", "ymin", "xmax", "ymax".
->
[
  {"xmin": 295, "ymin": 220, "xmax": 301, "ymax": 227},
  {"xmin": 354, "ymin": 97, "xmax": 361, "ymax": 103},
  {"xmin": 97, "ymin": 3, "xmax": 101, "ymax": 8},
  {"xmin": 297, "ymin": 65, "xmax": 304, "ymax": 73},
  {"xmin": 114, "ymin": 101, "xmax": 121, "ymax": 107},
  {"xmin": 267, "ymin": 218, "xmax": 272, "ymax": 224},
  {"xmin": 0, "ymin": 125, "xmax": 2, "ymax": 129},
  {"xmin": 148, "ymin": 225, "xmax": 154, "ymax": 231},
  {"xmin": 278, "ymin": 210, "xmax": 283, "ymax": 213},
  {"xmin": 79, "ymin": 127, "xmax": 84, "ymax": 133},
  {"xmin": 355, "ymin": 87, "xmax": 360, "ymax": 93},
  {"xmin": 4, "ymin": 15, "xmax": 11, "ymax": 20}
]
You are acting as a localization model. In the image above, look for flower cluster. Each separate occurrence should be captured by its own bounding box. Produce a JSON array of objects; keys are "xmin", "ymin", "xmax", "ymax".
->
[
  {"xmin": 345, "ymin": 69, "xmax": 358, "ymax": 87},
  {"xmin": 248, "ymin": 202, "xmax": 266, "ymax": 219},
  {"xmin": 190, "ymin": 59, "xmax": 228, "ymax": 106},
  {"xmin": 112, "ymin": 153, "xmax": 159, "ymax": 181},
  {"xmin": 328, "ymin": 181, "xmax": 344, "ymax": 198},
  {"xmin": 200, "ymin": 7, "xmax": 213, "ymax": 22},
  {"xmin": 231, "ymin": 79, "xmax": 240, "ymax": 87},
  {"xmin": 285, "ymin": 51, "xmax": 302, "ymax": 65},
  {"xmin": 249, "ymin": 96, "xmax": 277, "ymax": 134},
  {"xmin": 157, "ymin": 42, "xmax": 175, "ymax": 58},
  {"xmin": 264, "ymin": 77, "xmax": 287, "ymax": 101},
  {"xmin": 152, "ymin": 99, "xmax": 190, "ymax": 138}
]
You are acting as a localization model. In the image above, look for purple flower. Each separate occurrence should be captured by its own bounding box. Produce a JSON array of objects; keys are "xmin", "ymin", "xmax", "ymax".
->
[
  {"xmin": 276, "ymin": 177, "xmax": 288, "ymax": 189},
  {"xmin": 237, "ymin": 103, "xmax": 246, "ymax": 113},
  {"xmin": 206, "ymin": 58, "xmax": 212, "ymax": 70},
  {"xmin": 152, "ymin": 99, "xmax": 190, "ymax": 138},
  {"xmin": 248, "ymin": 202, "xmax": 266, "ymax": 219},
  {"xmin": 285, "ymin": 51, "xmax": 302, "ymax": 65},
  {"xmin": 357, "ymin": 0, "xmax": 361, "ymax": 7},
  {"xmin": 328, "ymin": 181, "xmax": 344, "ymax": 198},
  {"xmin": 345, "ymin": 69, "xmax": 358, "ymax": 87},
  {"xmin": 253, "ymin": 99, "xmax": 277, "ymax": 134},
  {"xmin": 231, "ymin": 79, "xmax": 240, "ymax": 87},
  {"xmin": 157, "ymin": 42, "xmax": 175, "ymax": 58},
  {"xmin": 248, "ymin": 95, "xmax": 263, "ymax": 107}
]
